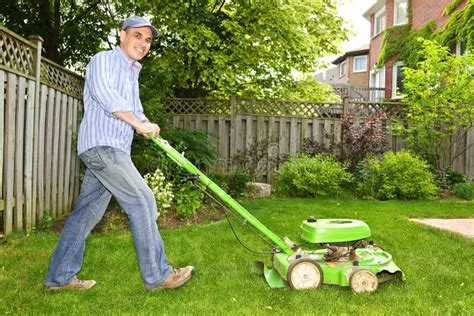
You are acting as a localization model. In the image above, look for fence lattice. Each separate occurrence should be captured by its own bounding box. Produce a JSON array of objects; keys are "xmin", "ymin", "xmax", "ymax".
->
[
  {"xmin": 40, "ymin": 60, "xmax": 84, "ymax": 98},
  {"xmin": 0, "ymin": 27, "xmax": 35, "ymax": 77},
  {"xmin": 165, "ymin": 97, "xmax": 404, "ymax": 119}
]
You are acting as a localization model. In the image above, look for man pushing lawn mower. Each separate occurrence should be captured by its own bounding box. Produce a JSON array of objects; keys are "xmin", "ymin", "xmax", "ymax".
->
[
  {"xmin": 43, "ymin": 15, "xmax": 404, "ymax": 294},
  {"xmin": 43, "ymin": 16, "xmax": 194, "ymax": 292}
]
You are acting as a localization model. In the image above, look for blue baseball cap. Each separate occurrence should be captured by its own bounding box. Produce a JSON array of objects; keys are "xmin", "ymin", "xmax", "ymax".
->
[{"xmin": 121, "ymin": 16, "xmax": 158, "ymax": 38}]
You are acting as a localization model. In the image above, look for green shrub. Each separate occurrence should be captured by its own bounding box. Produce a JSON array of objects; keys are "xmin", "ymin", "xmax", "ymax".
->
[
  {"xmin": 445, "ymin": 169, "xmax": 469, "ymax": 188},
  {"xmin": 132, "ymin": 127, "xmax": 217, "ymax": 176},
  {"xmin": 355, "ymin": 151, "xmax": 438, "ymax": 200},
  {"xmin": 175, "ymin": 181, "xmax": 205, "ymax": 220},
  {"xmin": 209, "ymin": 167, "xmax": 250, "ymax": 198},
  {"xmin": 451, "ymin": 182, "xmax": 474, "ymax": 200},
  {"xmin": 274, "ymin": 154, "xmax": 352, "ymax": 197},
  {"xmin": 227, "ymin": 167, "xmax": 250, "ymax": 197},
  {"xmin": 163, "ymin": 128, "xmax": 217, "ymax": 171},
  {"xmin": 208, "ymin": 173, "xmax": 230, "ymax": 192},
  {"xmin": 380, "ymin": 151, "xmax": 438, "ymax": 199},
  {"xmin": 34, "ymin": 209, "xmax": 56, "ymax": 231},
  {"xmin": 354, "ymin": 155, "xmax": 382, "ymax": 199}
]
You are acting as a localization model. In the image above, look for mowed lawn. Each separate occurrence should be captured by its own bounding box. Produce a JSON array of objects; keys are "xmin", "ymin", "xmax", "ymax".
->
[{"xmin": 1, "ymin": 197, "xmax": 473, "ymax": 315}]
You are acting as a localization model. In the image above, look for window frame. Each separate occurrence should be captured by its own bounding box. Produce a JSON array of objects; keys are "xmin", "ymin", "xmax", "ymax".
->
[
  {"xmin": 392, "ymin": 62, "xmax": 405, "ymax": 99},
  {"xmin": 394, "ymin": 0, "xmax": 409, "ymax": 26},
  {"xmin": 370, "ymin": 67, "xmax": 385, "ymax": 88},
  {"xmin": 353, "ymin": 55, "xmax": 368, "ymax": 73},
  {"xmin": 373, "ymin": 6, "xmax": 386, "ymax": 37},
  {"xmin": 339, "ymin": 60, "xmax": 348, "ymax": 77},
  {"xmin": 370, "ymin": 67, "xmax": 385, "ymax": 101}
]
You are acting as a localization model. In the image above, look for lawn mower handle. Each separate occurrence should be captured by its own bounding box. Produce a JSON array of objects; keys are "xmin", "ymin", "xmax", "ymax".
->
[{"xmin": 149, "ymin": 136, "xmax": 294, "ymax": 256}]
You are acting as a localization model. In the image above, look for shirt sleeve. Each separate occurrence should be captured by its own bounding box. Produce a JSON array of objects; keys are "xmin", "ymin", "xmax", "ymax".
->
[
  {"xmin": 86, "ymin": 52, "xmax": 133, "ymax": 114},
  {"xmin": 135, "ymin": 96, "xmax": 148, "ymax": 121}
]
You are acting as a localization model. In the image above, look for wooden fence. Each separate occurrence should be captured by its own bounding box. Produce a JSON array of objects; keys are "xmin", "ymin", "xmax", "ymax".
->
[
  {"xmin": 1, "ymin": 26, "xmax": 84, "ymax": 235},
  {"xmin": 165, "ymin": 97, "xmax": 473, "ymax": 182},
  {"xmin": 165, "ymin": 97, "xmax": 405, "ymax": 182}
]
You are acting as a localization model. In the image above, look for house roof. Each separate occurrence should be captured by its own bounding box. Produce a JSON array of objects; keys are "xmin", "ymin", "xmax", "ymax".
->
[
  {"xmin": 363, "ymin": 0, "xmax": 386, "ymax": 21},
  {"xmin": 331, "ymin": 45, "xmax": 370, "ymax": 65}
]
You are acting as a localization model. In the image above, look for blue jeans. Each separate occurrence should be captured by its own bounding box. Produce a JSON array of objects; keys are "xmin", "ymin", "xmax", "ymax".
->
[{"xmin": 44, "ymin": 146, "xmax": 171, "ymax": 288}]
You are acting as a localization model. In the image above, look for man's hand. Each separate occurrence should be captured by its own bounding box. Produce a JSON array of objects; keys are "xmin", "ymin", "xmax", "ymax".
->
[
  {"xmin": 112, "ymin": 111, "xmax": 160, "ymax": 138},
  {"xmin": 136, "ymin": 121, "xmax": 160, "ymax": 138}
]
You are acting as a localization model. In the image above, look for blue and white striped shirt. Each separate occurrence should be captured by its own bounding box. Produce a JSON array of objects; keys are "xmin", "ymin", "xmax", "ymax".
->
[{"xmin": 77, "ymin": 46, "xmax": 147, "ymax": 154}]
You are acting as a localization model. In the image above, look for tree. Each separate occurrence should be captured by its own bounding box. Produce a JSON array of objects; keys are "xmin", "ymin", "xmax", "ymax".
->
[
  {"xmin": 395, "ymin": 38, "xmax": 474, "ymax": 185},
  {"xmin": 2, "ymin": 0, "xmax": 348, "ymax": 100},
  {"xmin": 272, "ymin": 76, "xmax": 339, "ymax": 102},
  {"xmin": 0, "ymin": 0, "xmax": 139, "ymax": 67},
  {"xmin": 140, "ymin": 0, "xmax": 348, "ymax": 99}
]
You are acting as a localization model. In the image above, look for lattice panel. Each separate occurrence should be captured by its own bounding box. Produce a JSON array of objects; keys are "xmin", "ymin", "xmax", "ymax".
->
[
  {"xmin": 382, "ymin": 103, "xmax": 406, "ymax": 120},
  {"xmin": 164, "ymin": 98, "xmax": 406, "ymax": 120},
  {"xmin": 350, "ymin": 101, "xmax": 406, "ymax": 120},
  {"xmin": 237, "ymin": 99, "xmax": 342, "ymax": 118},
  {"xmin": 165, "ymin": 98, "xmax": 230, "ymax": 115},
  {"xmin": 40, "ymin": 61, "xmax": 84, "ymax": 98},
  {"xmin": 0, "ymin": 28, "xmax": 35, "ymax": 76}
]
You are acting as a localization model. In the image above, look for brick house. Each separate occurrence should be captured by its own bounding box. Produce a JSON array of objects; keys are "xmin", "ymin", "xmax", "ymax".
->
[
  {"xmin": 331, "ymin": 45, "xmax": 370, "ymax": 86},
  {"xmin": 328, "ymin": 45, "xmax": 381, "ymax": 100},
  {"xmin": 363, "ymin": 0, "xmax": 468, "ymax": 100}
]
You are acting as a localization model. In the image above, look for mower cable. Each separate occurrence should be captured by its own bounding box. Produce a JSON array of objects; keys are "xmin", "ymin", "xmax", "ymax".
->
[
  {"xmin": 196, "ymin": 182, "xmax": 275, "ymax": 255},
  {"xmin": 195, "ymin": 181, "xmax": 273, "ymax": 245},
  {"xmin": 222, "ymin": 210, "xmax": 275, "ymax": 255}
]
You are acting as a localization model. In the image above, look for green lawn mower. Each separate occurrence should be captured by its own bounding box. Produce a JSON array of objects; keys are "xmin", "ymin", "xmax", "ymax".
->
[{"xmin": 151, "ymin": 136, "xmax": 404, "ymax": 293}]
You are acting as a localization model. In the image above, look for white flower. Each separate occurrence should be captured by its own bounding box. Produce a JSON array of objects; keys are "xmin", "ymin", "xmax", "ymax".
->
[{"xmin": 144, "ymin": 168, "xmax": 174, "ymax": 214}]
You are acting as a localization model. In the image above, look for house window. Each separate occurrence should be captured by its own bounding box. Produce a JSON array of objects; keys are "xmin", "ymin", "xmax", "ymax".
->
[
  {"xmin": 392, "ymin": 62, "xmax": 405, "ymax": 98},
  {"xmin": 371, "ymin": 68, "xmax": 385, "ymax": 88},
  {"xmin": 370, "ymin": 67, "xmax": 385, "ymax": 101},
  {"xmin": 353, "ymin": 55, "xmax": 367, "ymax": 72},
  {"xmin": 374, "ymin": 7, "xmax": 386, "ymax": 36},
  {"xmin": 340, "ymin": 60, "xmax": 347, "ymax": 77},
  {"xmin": 394, "ymin": 0, "xmax": 408, "ymax": 25}
]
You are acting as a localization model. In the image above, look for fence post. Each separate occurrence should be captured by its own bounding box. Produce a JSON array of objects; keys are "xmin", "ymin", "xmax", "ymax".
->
[
  {"xmin": 342, "ymin": 96, "xmax": 349, "ymax": 116},
  {"xmin": 229, "ymin": 96, "xmax": 237, "ymax": 171},
  {"xmin": 466, "ymin": 126, "xmax": 473, "ymax": 178},
  {"xmin": 27, "ymin": 35, "xmax": 43, "ymax": 230},
  {"xmin": 340, "ymin": 96, "xmax": 349, "ymax": 159}
]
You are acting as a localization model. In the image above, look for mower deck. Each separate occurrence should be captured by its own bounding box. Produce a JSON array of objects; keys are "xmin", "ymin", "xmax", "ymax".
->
[{"xmin": 264, "ymin": 248, "xmax": 404, "ymax": 290}]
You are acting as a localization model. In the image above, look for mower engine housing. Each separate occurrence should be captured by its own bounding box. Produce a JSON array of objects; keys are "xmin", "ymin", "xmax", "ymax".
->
[{"xmin": 300, "ymin": 218, "xmax": 371, "ymax": 243}]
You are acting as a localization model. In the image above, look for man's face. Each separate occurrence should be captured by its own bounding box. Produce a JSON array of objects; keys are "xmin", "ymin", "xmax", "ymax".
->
[{"xmin": 119, "ymin": 27, "xmax": 152, "ymax": 61}]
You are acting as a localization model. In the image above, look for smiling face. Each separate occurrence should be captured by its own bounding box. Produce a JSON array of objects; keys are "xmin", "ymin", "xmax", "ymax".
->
[{"xmin": 119, "ymin": 27, "xmax": 152, "ymax": 61}]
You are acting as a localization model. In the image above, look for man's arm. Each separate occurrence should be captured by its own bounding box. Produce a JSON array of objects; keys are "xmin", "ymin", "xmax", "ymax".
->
[{"xmin": 113, "ymin": 111, "xmax": 160, "ymax": 138}]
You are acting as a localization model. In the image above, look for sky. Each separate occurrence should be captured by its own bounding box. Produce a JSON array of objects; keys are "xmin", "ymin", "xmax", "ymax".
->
[
  {"xmin": 316, "ymin": 0, "xmax": 377, "ymax": 70},
  {"xmin": 338, "ymin": 0, "xmax": 377, "ymax": 51}
]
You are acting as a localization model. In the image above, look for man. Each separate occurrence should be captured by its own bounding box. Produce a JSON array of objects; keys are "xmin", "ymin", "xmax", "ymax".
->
[{"xmin": 44, "ymin": 16, "xmax": 194, "ymax": 291}]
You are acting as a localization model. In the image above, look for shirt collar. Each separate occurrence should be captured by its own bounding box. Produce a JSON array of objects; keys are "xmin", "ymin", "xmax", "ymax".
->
[{"xmin": 114, "ymin": 46, "xmax": 142, "ymax": 72}]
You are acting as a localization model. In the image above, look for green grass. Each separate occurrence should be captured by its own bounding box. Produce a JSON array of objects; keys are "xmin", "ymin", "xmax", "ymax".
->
[{"xmin": 1, "ymin": 197, "xmax": 473, "ymax": 315}]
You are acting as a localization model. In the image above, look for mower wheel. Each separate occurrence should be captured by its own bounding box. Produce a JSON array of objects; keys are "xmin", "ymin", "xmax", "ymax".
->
[
  {"xmin": 287, "ymin": 258, "xmax": 323, "ymax": 290},
  {"xmin": 349, "ymin": 269, "xmax": 378, "ymax": 293}
]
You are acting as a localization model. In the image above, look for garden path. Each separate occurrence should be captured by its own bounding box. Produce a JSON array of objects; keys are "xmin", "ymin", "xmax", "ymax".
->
[{"xmin": 410, "ymin": 218, "xmax": 474, "ymax": 238}]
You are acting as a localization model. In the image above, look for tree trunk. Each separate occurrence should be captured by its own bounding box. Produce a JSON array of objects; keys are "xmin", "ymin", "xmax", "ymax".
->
[{"xmin": 38, "ymin": 0, "xmax": 61, "ymax": 63}]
